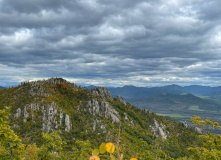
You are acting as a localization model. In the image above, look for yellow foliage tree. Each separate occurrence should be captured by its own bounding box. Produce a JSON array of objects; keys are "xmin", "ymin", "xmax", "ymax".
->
[
  {"xmin": 23, "ymin": 143, "xmax": 40, "ymax": 160},
  {"xmin": 90, "ymin": 142, "xmax": 137, "ymax": 160},
  {"xmin": 0, "ymin": 106, "xmax": 22, "ymax": 159},
  {"xmin": 188, "ymin": 117, "xmax": 221, "ymax": 160}
]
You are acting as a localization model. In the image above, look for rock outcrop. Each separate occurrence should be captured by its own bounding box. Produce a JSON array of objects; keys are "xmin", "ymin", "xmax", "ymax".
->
[
  {"xmin": 150, "ymin": 119, "xmax": 167, "ymax": 139},
  {"xmin": 182, "ymin": 121, "xmax": 202, "ymax": 134},
  {"xmin": 14, "ymin": 102, "xmax": 72, "ymax": 133},
  {"xmin": 182, "ymin": 121, "xmax": 189, "ymax": 128},
  {"xmin": 195, "ymin": 127, "xmax": 202, "ymax": 134},
  {"xmin": 23, "ymin": 106, "xmax": 29, "ymax": 122},
  {"xmin": 87, "ymin": 99, "xmax": 120, "ymax": 123},
  {"xmin": 124, "ymin": 113, "xmax": 135, "ymax": 126},
  {"xmin": 42, "ymin": 102, "xmax": 59, "ymax": 133},
  {"xmin": 14, "ymin": 108, "xmax": 21, "ymax": 119},
  {"xmin": 65, "ymin": 114, "xmax": 71, "ymax": 131},
  {"xmin": 115, "ymin": 96, "xmax": 127, "ymax": 106},
  {"xmin": 92, "ymin": 119, "xmax": 107, "ymax": 133},
  {"xmin": 90, "ymin": 87, "xmax": 113, "ymax": 100}
]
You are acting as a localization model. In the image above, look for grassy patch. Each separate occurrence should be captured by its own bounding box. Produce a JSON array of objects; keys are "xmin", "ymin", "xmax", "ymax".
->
[
  {"xmin": 158, "ymin": 113, "xmax": 190, "ymax": 118},
  {"xmin": 189, "ymin": 105, "xmax": 205, "ymax": 111},
  {"xmin": 195, "ymin": 95, "xmax": 211, "ymax": 100}
]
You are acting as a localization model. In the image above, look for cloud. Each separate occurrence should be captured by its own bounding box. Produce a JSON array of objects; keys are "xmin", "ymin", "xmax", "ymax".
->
[{"xmin": 0, "ymin": 0, "xmax": 221, "ymax": 87}]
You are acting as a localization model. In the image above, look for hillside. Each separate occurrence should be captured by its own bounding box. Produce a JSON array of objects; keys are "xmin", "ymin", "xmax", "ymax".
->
[
  {"xmin": 108, "ymin": 85, "xmax": 221, "ymax": 100},
  {"xmin": 0, "ymin": 78, "xmax": 202, "ymax": 159},
  {"xmin": 127, "ymin": 93, "xmax": 221, "ymax": 133},
  {"xmin": 0, "ymin": 86, "xmax": 4, "ymax": 89}
]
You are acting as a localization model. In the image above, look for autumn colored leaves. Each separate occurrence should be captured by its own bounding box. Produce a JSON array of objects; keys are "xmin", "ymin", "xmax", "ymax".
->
[{"xmin": 90, "ymin": 142, "xmax": 137, "ymax": 160}]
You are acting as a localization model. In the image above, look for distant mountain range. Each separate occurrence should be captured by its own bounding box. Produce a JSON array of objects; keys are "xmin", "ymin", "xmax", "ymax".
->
[
  {"xmin": 128, "ymin": 93, "xmax": 221, "ymax": 112},
  {"xmin": 127, "ymin": 93, "xmax": 221, "ymax": 127},
  {"xmin": 107, "ymin": 85, "xmax": 221, "ymax": 100},
  {"xmin": 0, "ymin": 86, "xmax": 4, "ymax": 89},
  {"xmin": 106, "ymin": 85, "xmax": 221, "ymax": 133},
  {"xmin": 85, "ymin": 85, "xmax": 97, "ymax": 89}
]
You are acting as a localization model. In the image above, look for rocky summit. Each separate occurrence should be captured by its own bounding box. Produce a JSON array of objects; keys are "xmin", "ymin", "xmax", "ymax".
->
[{"xmin": 0, "ymin": 78, "xmax": 201, "ymax": 159}]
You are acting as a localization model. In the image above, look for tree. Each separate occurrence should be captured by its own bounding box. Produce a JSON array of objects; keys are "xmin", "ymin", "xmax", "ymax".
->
[
  {"xmin": 23, "ymin": 143, "xmax": 40, "ymax": 160},
  {"xmin": 90, "ymin": 142, "xmax": 138, "ymax": 160},
  {"xmin": 0, "ymin": 106, "xmax": 22, "ymax": 159},
  {"xmin": 38, "ymin": 131, "xmax": 65, "ymax": 160},
  {"xmin": 72, "ymin": 140, "xmax": 92, "ymax": 160},
  {"xmin": 188, "ymin": 117, "xmax": 221, "ymax": 160}
]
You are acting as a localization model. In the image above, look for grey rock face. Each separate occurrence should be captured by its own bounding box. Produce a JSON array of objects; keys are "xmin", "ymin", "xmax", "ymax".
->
[
  {"xmin": 100, "ymin": 124, "xmax": 106, "ymax": 133},
  {"xmin": 60, "ymin": 111, "xmax": 64, "ymax": 125},
  {"xmin": 158, "ymin": 127, "xmax": 167, "ymax": 139},
  {"xmin": 15, "ymin": 108, "xmax": 21, "ymax": 119},
  {"xmin": 42, "ymin": 102, "xmax": 72, "ymax": 132},
  {"xmin": 195, "ymin": 127, "xmax": 202, "ymax": 134},
  {"xmin": 101, "ymin": 101, "xmax": 120, "ymax": 123},
  {"xmin": 182, "ymin": 121, "xmax": 202, "ymax": 134},
  {"xmin": 130, "ymin": 120, "xmax": 135, "ymax": 127},
  {"xmin": 150, "ymin": 119, "xmax": 167, "ymax": 139},
  {"xmin": 92, "ymin": 119, "xmax": 107, "ymax": 133},
  {"xmin": 23, "ymin": 106, "xmax": 29, "ymax": 122},
  {"xmin": 90, "ymin": 87, "xmax": 113, "ymax": 100},
  {"xmin": 42, "ymin": 102, "xmax": 59, "ymax": 133},
  {"xmin": 14, "ymin": 102, "xmax": 72, "ymax": 133},
  {"xmin": 115, "ymin": 96, "xmax": 127, "ymax": 106},
  {"xmin": 65, "ymin": 114, "xmax": 72, "ymax": 131},
  {"xmin": 30, "ymin": 103, "xmax": 40, "ymax": 111},
  {"xmin": 28, "ymin": 82, "xmax": 51, "ymax": 96},
  {"xmin": 93, "ymin": 121, "xmax": 96, "ymax": 131},
  {"xmin": 182, "ymin": 121, "xmax": 189, "ymax": 128},
  {"xmin": 87, "ymin": 99, "xmax": 120, "ymax": 123},
  {"xmin": 88, "ymin": 99, "xmax": 100, "ymax": 115},
  {"xmin": 124, "ymin": 113, "xmax": 135, "ymax": 126},
  {"xmin": 124, "ymin": 113, "xmax": 129, "ymax": 121}
]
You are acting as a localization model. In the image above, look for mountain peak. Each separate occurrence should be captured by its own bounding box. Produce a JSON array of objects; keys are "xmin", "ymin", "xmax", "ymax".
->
[
  {"xmin": 163, "ymin": 84, "xmax": 182, "ymax": 88},
  {"xmin": 89, "ymin": 87, "xmax": 113, "ymax": 100},
  {"xmin": 123, "ymin": 85, "xmax": 136, "ymax": 88},
  {"xmin": 19, "ymin": 77, "xmax": 77, "ymax": 96},
  {"xmin": 20, "ymin": 77, "xmax": 70, "ymax": 87}
]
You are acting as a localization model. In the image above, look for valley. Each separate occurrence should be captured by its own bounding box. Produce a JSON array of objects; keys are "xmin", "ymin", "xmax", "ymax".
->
[
  {"xmin": 108, "ymin": 85, "xmax": 221, "ymax": 133},
  {"xmin": 127, "ymin": 94, "xmax": 221, "ymax": 130}
]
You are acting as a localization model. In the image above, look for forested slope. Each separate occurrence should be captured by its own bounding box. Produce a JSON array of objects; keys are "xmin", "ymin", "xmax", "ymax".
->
[{"xmin": 0, "ymin": 78, "xmax": 202, "ymax": 159}]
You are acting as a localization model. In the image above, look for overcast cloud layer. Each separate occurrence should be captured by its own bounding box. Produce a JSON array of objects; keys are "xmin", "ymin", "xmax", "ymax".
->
[{"xmin": 0, "ymin": 0, "xmax": 221, "ymax": 87}]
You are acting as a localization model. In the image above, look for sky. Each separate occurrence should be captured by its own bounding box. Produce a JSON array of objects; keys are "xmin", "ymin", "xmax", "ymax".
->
[{"xmin": 0, "ymin": 0, "xmax": 221, "ymax": 87}]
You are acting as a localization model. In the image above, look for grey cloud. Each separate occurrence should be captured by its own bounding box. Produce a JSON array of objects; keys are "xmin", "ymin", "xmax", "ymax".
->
[
  {"xmin": 193, "ymin": 1, "xmax": 221, "ymax": 21},
  {"xmin": 1, "ymin": 0, "xmax": 72, "ymax": 13},
  {"xmin": 0, "ymin": 0, "xmax": 221, "ymax": 86}
]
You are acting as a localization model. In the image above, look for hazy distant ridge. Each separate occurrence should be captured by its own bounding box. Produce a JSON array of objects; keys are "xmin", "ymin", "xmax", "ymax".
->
[{"xmin": 108, "ymin": 85, "xmax": 221, "ymax": 100}]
